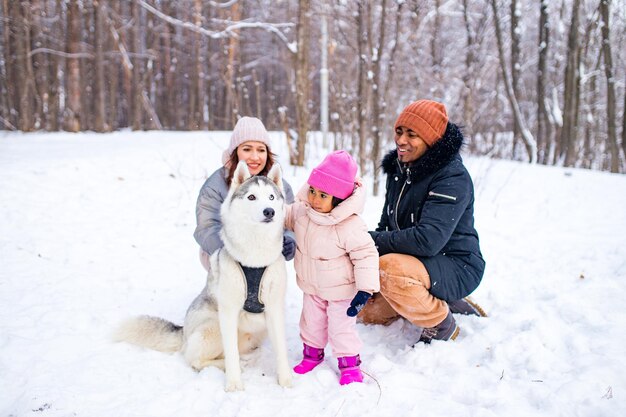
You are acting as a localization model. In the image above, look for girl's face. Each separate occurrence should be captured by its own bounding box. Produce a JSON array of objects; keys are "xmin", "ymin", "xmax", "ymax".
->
[
  {"xmin": 307, "ymin": 186, "xmax": 334, "ymax": 213},
  {"xmin": 236, "ymin": 141, "xmax": 268, "ymax": 175},
  {"xmin": 395, "ymin": 126, "xmax": 428, "ymax": 163}
]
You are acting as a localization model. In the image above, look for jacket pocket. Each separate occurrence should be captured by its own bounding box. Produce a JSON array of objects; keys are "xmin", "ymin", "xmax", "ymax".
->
[{"xmin": 315, "ymin": 257, "xmax": 353, "ymax": 288}]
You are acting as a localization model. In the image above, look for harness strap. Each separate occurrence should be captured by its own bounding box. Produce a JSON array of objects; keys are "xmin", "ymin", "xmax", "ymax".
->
[{"xmin": 240, "ymin": 265, "xmax": 266, "ymax": 313}]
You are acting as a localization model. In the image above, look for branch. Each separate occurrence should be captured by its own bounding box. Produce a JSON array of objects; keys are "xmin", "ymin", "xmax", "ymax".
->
[
  {"xmin": 208, "ymin": 0, "xmax": 239, "ymax": 8},
  {"xmin": 0, "ymin": 115, "xmax": 16, "ymax": 130},
  {"xmin": 136, "ymin": 0, "xmax": 296, "ymax": 53},
  {"xmin": 29, "ymin": 48, "xmax": 94, "ymax": 59},
  {"xmin": 137, "ymin": 0, "xmax": 228, "ymax": 38}
]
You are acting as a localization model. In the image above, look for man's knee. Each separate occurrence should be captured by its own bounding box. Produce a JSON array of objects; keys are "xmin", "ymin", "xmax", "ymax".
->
[{"xmin": 378, "ymin": 253, "xmax": 430, "ymax": 290}]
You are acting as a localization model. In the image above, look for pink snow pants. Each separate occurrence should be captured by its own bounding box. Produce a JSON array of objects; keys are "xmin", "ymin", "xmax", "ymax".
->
[{"xmin": 299, "ymin": 293, "xmax": 363, "ymax": 358}]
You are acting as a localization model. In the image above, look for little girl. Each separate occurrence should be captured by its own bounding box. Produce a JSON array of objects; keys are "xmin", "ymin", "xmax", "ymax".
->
[{"xmin": 285, "ymin": 150, "xmax": 379, "ymax": 385}]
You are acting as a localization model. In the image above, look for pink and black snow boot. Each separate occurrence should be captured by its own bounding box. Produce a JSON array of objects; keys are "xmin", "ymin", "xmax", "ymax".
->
[
  {"xmin": 293, "ymin": 343, "xmax": 324, "ymax": 374},
  {"xmin": 338, "ymin": 355, "xmax": 363, "ymax": 385}
]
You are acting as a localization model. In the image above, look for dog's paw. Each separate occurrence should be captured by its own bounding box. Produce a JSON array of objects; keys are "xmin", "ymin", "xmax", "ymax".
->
[
  {"xmin": 224, "ymin": 379, "xmax": 244, "ymax": 392},
  {"xmin": 278, "ymin": 373, "xmax": 292, "ymax": 388}
]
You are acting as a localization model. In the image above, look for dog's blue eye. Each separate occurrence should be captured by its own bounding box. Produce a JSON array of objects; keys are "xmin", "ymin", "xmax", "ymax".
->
[
  {"xmin": 269, "ymin": 195, "xmax": 274, "ymax": 200},
  {"xmin": 248, "ymin": 195, "xmax": 256, "ymax": 201}
]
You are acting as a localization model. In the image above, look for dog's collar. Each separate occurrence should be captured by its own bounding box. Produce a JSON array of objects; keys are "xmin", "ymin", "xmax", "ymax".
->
[{"xmin": 240, "ymin": 265, "xmax": 266, "ymax": 314}]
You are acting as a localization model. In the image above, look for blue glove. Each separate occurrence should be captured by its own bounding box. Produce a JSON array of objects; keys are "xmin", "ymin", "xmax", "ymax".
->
[
  {"xmin": 282, "ymin": 235, "xmax": 296, "ymax": 261},
  {"xmin": 347, "ymin": 291, "xmax": 372, "ymax": 317}
]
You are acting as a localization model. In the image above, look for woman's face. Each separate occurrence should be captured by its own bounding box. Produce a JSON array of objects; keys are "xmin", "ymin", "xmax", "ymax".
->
[
  {"xmin": 395, "ymin": 126, "xmax": 428, "ymax": 163},
  {"xmin": 307, "ymin": 186, "xmax": 333, "ymax": 213},
  {"xmin": 236, "ymin": 141, "xmax": 268, "ymax": 175}
]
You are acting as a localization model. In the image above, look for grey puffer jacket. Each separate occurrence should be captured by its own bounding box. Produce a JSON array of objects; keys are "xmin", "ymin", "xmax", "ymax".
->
[{"xmin": 193, "ymin": 166, "xmax": 295, "ymax": 255}]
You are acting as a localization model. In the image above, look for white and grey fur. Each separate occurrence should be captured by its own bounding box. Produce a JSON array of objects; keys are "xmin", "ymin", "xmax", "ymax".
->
[{"xmin": 114, "ymin": 161, "xmax": 292, "ymax": 391}]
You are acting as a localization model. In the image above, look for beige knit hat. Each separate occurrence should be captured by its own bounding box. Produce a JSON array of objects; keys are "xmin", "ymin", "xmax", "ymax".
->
[
  {"xmin": 394, "ymin": 100, "xmax": 448, "ymax": 147},
  {"xmin": 222, "ymin": 116, "xmax": 271, "ymax": 164}
]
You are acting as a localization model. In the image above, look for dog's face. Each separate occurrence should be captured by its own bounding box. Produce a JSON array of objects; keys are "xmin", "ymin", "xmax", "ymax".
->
[{"xmin": 226, "ymin": 161, "xmax": 285, "ymax": 225}]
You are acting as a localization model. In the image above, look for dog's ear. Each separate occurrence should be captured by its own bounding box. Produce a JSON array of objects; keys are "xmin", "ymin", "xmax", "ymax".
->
[
  {"xmin": 232, "ymin": 160, "xmax": 251, "ymax": 187},
  {"xmin": 267, "ymin": 163, "xmax": 283, "ymax": 190}
]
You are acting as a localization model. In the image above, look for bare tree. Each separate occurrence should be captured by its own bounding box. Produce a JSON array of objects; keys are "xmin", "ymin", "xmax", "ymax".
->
[
  {"xmin": 537, "ymin": 0, "xmax": 551, "ymax": 164},
  {"xmin": 93, "ymin": 0, "xmax": 107, "ymax": 132},
  {"xmin": 510, "ymin": 0, "xmax": 522, "ymax": 156},
  {"xmin": 561, "ymin": 0, "xmax": 582, "ymax": 167},
  {"xmin": 64, "ymin": 0, "xmax": 81, "ymax": 132},
  {"xmin": 356, "ymin": 0, "xmax": 368, "ymax": 174},
  {"xmin": 490, "ymin": 0, "xmax": 537, "ymax": 163},
  {"xmin": 370, "ymin": 0, "xmax": 402, "ymax": 196},
  {"xmin": 294, "ymin": 0, "xmax": 310, "ymax": 166},
  {"xmin": 599, "ymin": 0, "xmax": 620, "ymax": 173},
  {"xmin": 1, "ymin": 0, "xmax": 623, "ymax": 174}
]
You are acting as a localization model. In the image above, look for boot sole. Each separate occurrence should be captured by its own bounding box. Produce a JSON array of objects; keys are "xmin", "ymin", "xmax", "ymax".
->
[
  {"xmin": 450, "ymin": 325, "xmax": 460, "ymax": 341},
  {"xmin": 465, "ymin": 296, "xmax": 488, "ymax": 317}
]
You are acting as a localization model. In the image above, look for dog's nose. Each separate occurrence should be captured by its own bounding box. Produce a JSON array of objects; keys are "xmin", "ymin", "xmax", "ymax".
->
[{"xmin": 263, "ymin": 208, "xmax": 275, "ymax": 219}]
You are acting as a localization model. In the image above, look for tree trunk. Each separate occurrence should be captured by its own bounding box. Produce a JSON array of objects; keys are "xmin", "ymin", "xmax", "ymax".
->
[
  {"xmin": 294, "ymin": 0, "xmax": 311, "ymax": 166},
  {"xmin": 599, "ymin": 0, "xmax": 619, "ymax": 173},
  {"xmin": 431, "ymin": 0, "xmax": 441, "ymax": 94},
  {"xmin": 13, "ymin": 2, "xmax": 35, "ymax": 131},
  {"xmin": 159, "ymin": 0, "xmax": 175, "ymax": 129},
  {"xmin": 47, "ymin": 0, "xmax": 62, "ymax": 130},
  {"xmin": 537, "ymin": 0, "xmax": 551, "ymax": 164},
  {"xmin": 131, "ymin": 0, "xmax": 143, "ymax": 130},
  {"xmin": 370, "ymin": 0, "xmax": 388, "ymax": 197},
  {"xmin": 510, "ymin": 0, "xmax": 521, "ymax": 157},
  {"xmin": 105, "ymin": 2, "xmax": 119, "ymax": 130},
  {"xmin": 461, "ymin": 0, "xmax": 475, "ymax": 148},
  {"xmin": 1, "ymin": 0, "xmax": 16, "ymax": 129},
  {"xmin": 31, "ymin": 0, "xmax": 48, "ymax": 130},
  {"xmin": 93, "ymin": 0, "xmax": 106, "ymax": 132},
  {"xmin": 623, "ymin": 73, "xmax": 626, "ymax": 166},
  {"xmin": 490, "ymin": 0, "xmax": 537, "ymax": 163},
  {"xmin": 224, "ymin": 3, "xmax": 240, "ymax": 126},
  {"xmin": 356, "ymin": 1, "xmax": 368, "ymax": 174},
  {"xmin": 561, "ymin": 0, "xmax": 581, "ymax": 167},
  {"xmin": 64, "ymin": 0, "xmax": 81, "ymax": 132}
]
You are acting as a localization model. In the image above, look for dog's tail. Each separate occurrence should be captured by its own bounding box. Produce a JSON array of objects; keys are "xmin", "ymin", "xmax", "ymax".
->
[{"xmin": 113, "ymin": 315, "xmax": 184, "ymax": 353}]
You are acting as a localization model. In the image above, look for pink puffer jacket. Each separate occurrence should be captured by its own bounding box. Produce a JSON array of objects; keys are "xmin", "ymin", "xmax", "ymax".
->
[{"xmin": 285, "ymin": 182, "xmax": 380, "ymax": 301}]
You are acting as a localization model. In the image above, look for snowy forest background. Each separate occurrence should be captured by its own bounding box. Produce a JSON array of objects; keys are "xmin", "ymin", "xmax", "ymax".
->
[{"xmin": 1, "ymin": 0, "xmax": 626, "ymax": 181}]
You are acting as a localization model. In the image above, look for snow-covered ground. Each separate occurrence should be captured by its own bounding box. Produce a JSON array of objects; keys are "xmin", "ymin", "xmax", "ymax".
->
[{"xmin": 1, "ymin": 130, "xmax": 624, "ymax": 417}]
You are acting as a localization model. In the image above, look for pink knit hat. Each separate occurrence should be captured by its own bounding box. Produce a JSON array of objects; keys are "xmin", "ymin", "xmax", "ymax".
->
[
  {"xmin": 307, "ymin": 150, "xmax": 357, "ymax": 199},
  {"xmin": 222, "ymin": 116, "xmax": 271, "ymax": 164}
]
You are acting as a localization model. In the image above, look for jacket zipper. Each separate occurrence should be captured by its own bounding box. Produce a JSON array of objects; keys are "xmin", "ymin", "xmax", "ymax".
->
[
  {"xmin": 393, "ymin": 164, "xmax": 410, "ymax": 230},
  {"xmin": 428, "ymin": 191, "xmax": 457, "ymax": 201}
]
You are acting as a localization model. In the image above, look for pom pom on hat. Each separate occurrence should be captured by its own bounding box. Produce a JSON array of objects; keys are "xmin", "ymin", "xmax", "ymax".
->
[
  {"xmin": 394, "ymin": 100, "xmax": 448, "ymax": 147},
  {"xmin": 222, "ymin": 116, "xmax": 271, "ymax": 164},
  {"xmin": 307, "ymin": 150, "xmax": 357, "ymax": 200}
]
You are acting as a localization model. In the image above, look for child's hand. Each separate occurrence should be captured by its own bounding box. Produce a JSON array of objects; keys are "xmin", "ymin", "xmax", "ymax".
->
[
  {"xmin": 282, "ymin": 235, "xmax": 296, "ymax": 261},
  {"xmin": 346, "ymin": 291, "xmax": 372, "ymax": 317}
]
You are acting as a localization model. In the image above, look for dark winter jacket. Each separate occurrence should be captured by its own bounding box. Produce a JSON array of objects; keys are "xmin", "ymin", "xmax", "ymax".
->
[{"xmin": 369, "ymin": 123, "xmax": 485, "ymax": 301}]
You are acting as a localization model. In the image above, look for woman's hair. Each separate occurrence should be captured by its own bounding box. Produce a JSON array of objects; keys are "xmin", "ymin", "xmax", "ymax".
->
[{"xmin": 225, "ymin": 144, "xmax": 276, "ymax": 185}]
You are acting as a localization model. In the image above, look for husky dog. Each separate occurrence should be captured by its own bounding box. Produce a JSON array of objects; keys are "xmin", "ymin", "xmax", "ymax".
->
[{"xmin": 114, "ymin": 161, "xmax": 292, "ymax": 391}]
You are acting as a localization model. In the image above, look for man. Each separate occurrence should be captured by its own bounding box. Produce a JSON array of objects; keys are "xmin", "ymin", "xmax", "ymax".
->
[{"xmin": 359, "ymin": 99, "xmax": 486, "ymax": 343}]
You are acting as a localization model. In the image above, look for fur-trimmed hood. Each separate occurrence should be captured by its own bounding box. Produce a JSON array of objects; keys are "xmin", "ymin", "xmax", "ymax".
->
[{"xmin": 381, "ymin": 122, "xmax": 464, "ymax": 180}]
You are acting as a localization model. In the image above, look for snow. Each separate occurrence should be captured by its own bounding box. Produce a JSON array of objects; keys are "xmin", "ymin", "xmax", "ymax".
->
[{"xmin": 1, "ymin": 130, "xmax": 625, "ymax": 417}]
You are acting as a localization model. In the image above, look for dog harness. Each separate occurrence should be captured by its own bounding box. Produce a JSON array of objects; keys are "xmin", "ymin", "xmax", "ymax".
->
[{"xmin": 240, "ymin": 265, "xmax": 266, "ymax": 314}]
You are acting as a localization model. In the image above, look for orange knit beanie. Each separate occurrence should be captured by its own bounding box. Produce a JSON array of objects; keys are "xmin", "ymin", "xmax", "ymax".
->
[{"xmin": 394, "ymin": 100, "xmax": 448, "ymax": 147}]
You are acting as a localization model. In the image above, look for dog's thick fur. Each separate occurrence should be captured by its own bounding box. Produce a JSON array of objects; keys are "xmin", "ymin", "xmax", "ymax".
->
[{"xmin": 114, "ymin": 161, "xmax": 291, "ymax": 391}]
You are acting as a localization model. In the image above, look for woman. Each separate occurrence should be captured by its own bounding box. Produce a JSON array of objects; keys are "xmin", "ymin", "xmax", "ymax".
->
[{"xmin": 194, "ymin": 116, "xmax": 296, "ymax": 271}]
